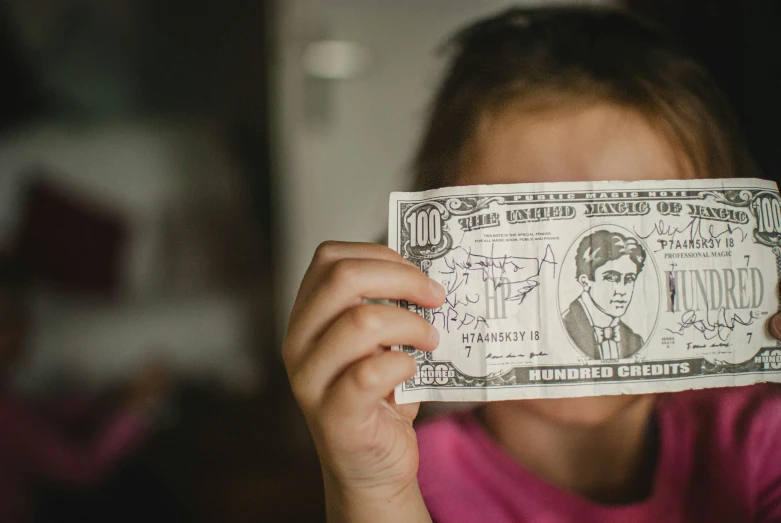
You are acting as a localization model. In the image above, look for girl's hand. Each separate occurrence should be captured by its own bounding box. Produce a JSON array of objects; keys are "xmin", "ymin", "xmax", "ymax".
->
[
  {"xmin": 283, "ymin": 241, "xmax": 444, "ymax": 519},
  {"xmin": 769, "ymin": 313, "xmax": 781, "ymax": 340}
]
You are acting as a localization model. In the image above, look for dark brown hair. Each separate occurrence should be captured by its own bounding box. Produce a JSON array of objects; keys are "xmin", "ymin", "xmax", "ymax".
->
[
  {"xmin": 575, "ymin": 230, "xmax": 646, "ymax": 281},
  {"xmin": 413, "ymin": 7, "xmax": 758, "ymax": 190}
]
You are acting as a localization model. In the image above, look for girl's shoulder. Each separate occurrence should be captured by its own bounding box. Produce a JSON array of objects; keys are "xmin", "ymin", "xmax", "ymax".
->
[
  {"xmin": 659, "ymin": 383, "xmax": 781, "ymax": 435},
  {"xmin": 415, "ymin": 386, "xmax": 781, "ymax": 522},
  {"xmin": 660, "ymin": 384, "xmax": 781, "ymax": 520}
]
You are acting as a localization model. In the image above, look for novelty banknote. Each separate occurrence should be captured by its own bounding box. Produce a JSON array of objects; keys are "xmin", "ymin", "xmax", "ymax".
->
[{"xmin": 389, "ymin": 178, "xmax": 781, "ymax": 402}]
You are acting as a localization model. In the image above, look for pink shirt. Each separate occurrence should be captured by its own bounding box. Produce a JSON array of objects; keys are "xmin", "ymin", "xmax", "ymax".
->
[
  {"xmin": 417, "ymin": 385, "xmax": 781, "ymax": 523},
  {"xmin": 0, "ymin": 392, "xmax": 148, "ymax": 521}
]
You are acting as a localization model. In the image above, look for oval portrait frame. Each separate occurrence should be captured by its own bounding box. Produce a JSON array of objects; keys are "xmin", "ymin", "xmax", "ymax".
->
[{"xmin": 555, "ymin": 223, "xmax": 662, "ymax": 360}]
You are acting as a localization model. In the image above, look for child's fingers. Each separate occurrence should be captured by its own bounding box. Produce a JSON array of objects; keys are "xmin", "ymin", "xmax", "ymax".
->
[
  {"xmin": 321, "ymin": 350, "xmax": 417, "ymax": 422},
  {"xmin": 291, "ymin": 304, "xmax": 437, "ymax": 405},
  {"xmin": 769, "ymin": 312, "xmax": 781, "ymax": 339},
  {"xmin": 284, "ymin": 259, "xmax": 444, "ymax": 367},
  {"xmin": 292, "ymin": 242, "xmax": 415, "ymax": 315}
]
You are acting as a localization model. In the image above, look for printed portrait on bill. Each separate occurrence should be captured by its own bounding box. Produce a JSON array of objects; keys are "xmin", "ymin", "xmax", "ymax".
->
[{"xmin": 561, "ymin": 229, "xmax": 647, "ymax": 360}]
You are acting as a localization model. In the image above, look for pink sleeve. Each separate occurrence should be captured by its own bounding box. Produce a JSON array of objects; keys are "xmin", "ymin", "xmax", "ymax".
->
[
  {"xmin": 0, "ymin": 404, "xmax": 148, "ymax": 488},
  {"xmin": 746, "ymin": 387, "xmax": 781, "ymax": 522}
]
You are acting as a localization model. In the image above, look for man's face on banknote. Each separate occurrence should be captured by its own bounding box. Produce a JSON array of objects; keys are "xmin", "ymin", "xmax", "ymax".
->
[{"xmin": 581, "ymin": 255, "xmax": 638, "ymax": 318}]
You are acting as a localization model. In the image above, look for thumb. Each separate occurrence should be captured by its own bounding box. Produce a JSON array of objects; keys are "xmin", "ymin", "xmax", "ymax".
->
[{"xmin": 768, "ymin": 313, "xmax": 781, "ymax": 340}]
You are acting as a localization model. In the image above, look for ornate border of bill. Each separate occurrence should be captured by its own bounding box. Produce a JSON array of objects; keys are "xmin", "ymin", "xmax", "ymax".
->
[{"xmin": 389, "ymin": 178, "xmax": 781, "ymax": 403}]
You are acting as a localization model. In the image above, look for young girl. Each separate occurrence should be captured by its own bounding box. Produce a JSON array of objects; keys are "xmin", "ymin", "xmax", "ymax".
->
[{"xmin": 283, "ymin": 8, "xmax": 781, "ymax": 523}]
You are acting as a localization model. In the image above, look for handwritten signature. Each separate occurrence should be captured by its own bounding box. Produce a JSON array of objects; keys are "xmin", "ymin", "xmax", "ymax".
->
[
  {"xmin": 686, "ymin": 341, "xmax": 732, "ymax": 350},
  {"xmin": 485, "ymin": 351, "xmax": 548, "ymax": 360},
  {"xmin": 666, "ymin": 307, "xmax": 758, "ymax": 341},
  {"xmin": 431, "ymin": 244, "xmax": 557, "ymax": 332},
  {"xmin": 634, "ymin": 216, "xmax": 747, "ymax": 246}
]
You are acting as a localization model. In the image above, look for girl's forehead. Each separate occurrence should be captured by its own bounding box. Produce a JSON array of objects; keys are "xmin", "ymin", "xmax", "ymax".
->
[{"xmin": 458, "ymin": 103, "xmax": 694, "ymax": 186}]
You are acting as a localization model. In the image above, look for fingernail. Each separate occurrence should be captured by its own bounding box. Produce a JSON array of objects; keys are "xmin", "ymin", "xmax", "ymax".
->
[
  {"xmin": 429, "ymin": 279, "xmax": 446, "ymax": 300},
  {"xmin": 770, "ymin": 314, "xmax": 781, "ymax": 339}
]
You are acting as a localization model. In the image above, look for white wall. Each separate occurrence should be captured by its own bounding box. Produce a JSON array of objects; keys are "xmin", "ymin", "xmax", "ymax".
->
[{"xmin": 275, "ymin": 0, "xmax": 618, "ymax": 329}]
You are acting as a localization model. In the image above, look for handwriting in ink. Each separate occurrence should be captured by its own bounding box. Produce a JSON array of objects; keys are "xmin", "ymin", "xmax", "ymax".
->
[
  {"xmin": 634, "ymin": 216, "xmax": 747, "ymax": 248},
  {"xmin": 665, "ymin": 307, "xmax": 758, "ymax": 341},
  {"xmin": 432, "ymin": 244, "xmax": 557, "ymax": 331}
]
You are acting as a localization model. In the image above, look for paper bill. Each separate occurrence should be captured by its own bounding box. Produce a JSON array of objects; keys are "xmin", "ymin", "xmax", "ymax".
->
[{"xmin": 389, "ymin": 178, "xmax": 781, "ymax": 403}]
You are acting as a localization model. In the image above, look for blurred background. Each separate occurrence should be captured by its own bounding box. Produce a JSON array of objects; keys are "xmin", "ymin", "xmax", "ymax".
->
[{"xmin": 0, "ymin": 0, "xmax": 777, "ymax": 521}]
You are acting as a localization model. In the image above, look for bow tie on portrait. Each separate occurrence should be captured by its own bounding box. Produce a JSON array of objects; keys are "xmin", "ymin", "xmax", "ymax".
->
[{"xmin": 594, "ymin": 325, "xmax": 620, "ymax": 344}]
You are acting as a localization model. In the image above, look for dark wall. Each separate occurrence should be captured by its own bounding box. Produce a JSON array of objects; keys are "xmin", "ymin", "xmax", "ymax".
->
[
  {"xmin": 0, "ymin": 6, "xmax": 40, "ymax": 133},
  {"xmin": 630, "ymin": 0, "xmax": 781, "ymax": 182}
]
